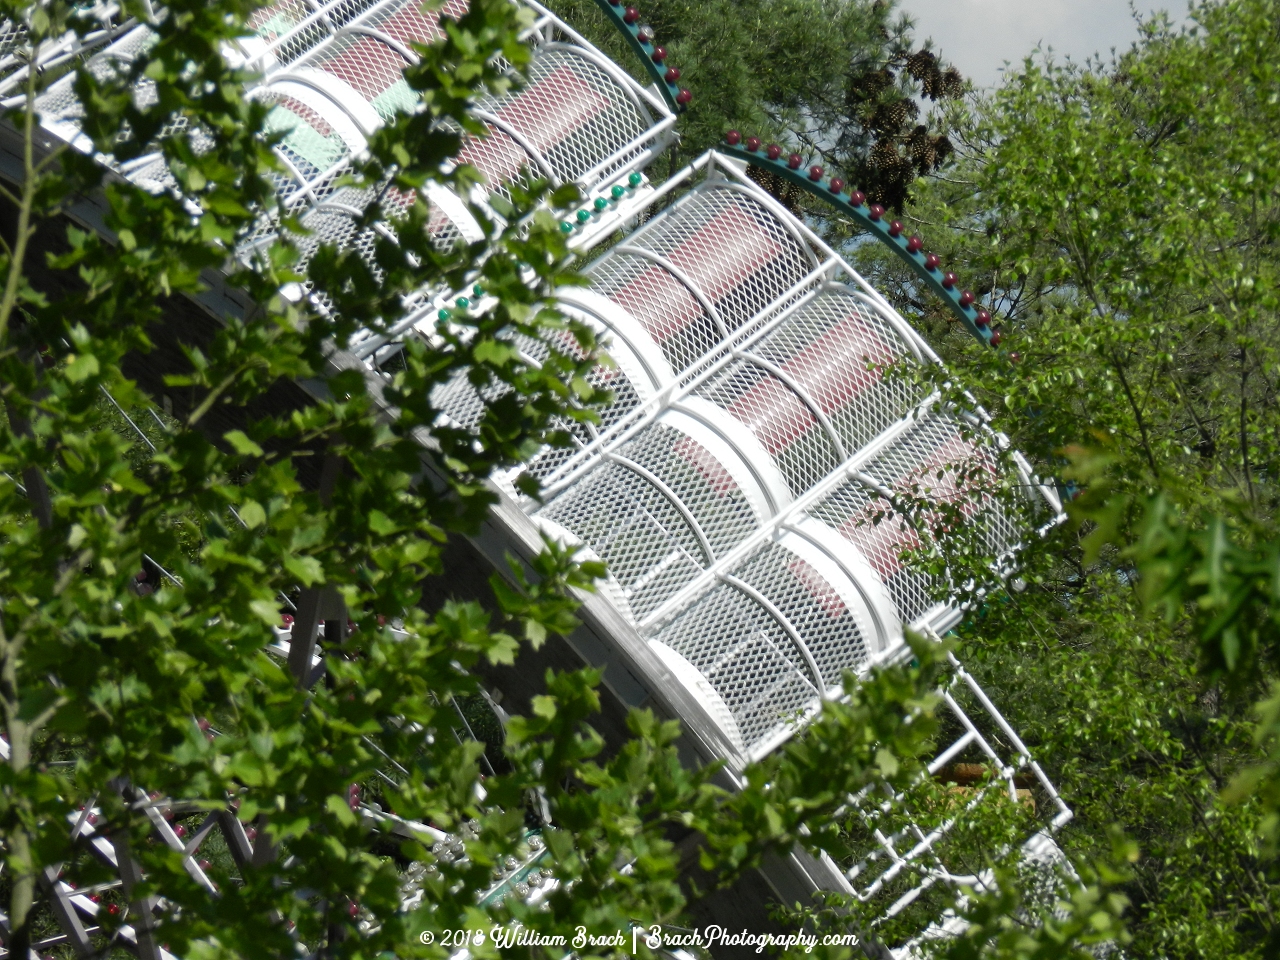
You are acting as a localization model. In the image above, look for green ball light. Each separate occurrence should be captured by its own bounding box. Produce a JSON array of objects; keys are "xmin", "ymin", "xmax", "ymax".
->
[
  {"xmin": 456, "ymin": 297, "xmax": 470, "ymax": 309},
  {"xmin": 611, "ymin": 185, "xmax": 626, "ymax": 200},
  {"xmin": 628, "ymin": 172, "xmax": 642, "ymax": 187},
  {"xmin": 560, "ymin": 221, "xmax": 573, "ymax": 233},
  {"xmin": 472, "ymin": 284, "xmax": 484, "ymax": 297},
  {"xmin": 437, "ymin": 309, "xmax": 450, "ymax": 321},
  {"xmin": 594, "ymin": 197, "xmax": 608, "ymax": 212},
  {"xmin": 576, "ymin": 209, "xmax": 591, "ymax": 223}
]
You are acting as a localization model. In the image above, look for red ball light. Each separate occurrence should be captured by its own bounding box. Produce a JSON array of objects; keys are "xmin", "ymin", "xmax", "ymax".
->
[
  {"xmin": 924, "ymin": 253, "xmax": 941, "ymax": 270},
  {"xmin": 245, "ymin": 827, "xmax": 257, "ymax": 842},
  {"xmin": 745, "ymin": 136, "xmax": 761, "ymax": 152},
  {"xmin": 198, "ymin": 859, "xmax": 212, "ymax": 871},
  {"xmin": 663, "ymin": 66, "xmax": 680, "ymax": 82},
  {"xmin": 174, "ymin": 825, "xmax": 187, "ymax": 839},
  {"xmin": 787, "ymin": 153, "xmax": 802, "ymax": 169},
  {"xmin": 651, "ymin": 45, "xmax": 666, "ymax": 61},
  {"xmin": 1009, "ymin": 351, "xmax": 1021, "ymax": 363},
  {"xmin": 766, "ymin": 144, "xmax": 782, "ymax": 160},
  {"xmin": 990, "ymin": 329, "xmax": 1003, "ymax": 346},
  {"xmin": 906, "ymin": 235, "xmax": 923, "ymax": 253},
  {"xmin": 349, "ymin": 902, "xmax": 360, "ymax": 918},
  {"xmin": 725, "ymin": 130, "xmax": 741, "ymax": 145},
  {"xmin": 849, "ymin": 190, "xmax": 866, "ymax": 207},
  {"xmin": 623, "ymin": 6, "xmax": 639, "ymax": 23},
  {"xmin": 808, "ymin": 164, "xmax": 823, "ymax": 181},
  {"xmin": 975, "ymin": 309, "xmax": 991, "ymax": 327},
  {"xmin": 828, "ymin": 177, "xmax": 845, "ymax": 193},
  {"xmin": 675, "ymin": 88, "xmax": 692, "ymax": 105},
  {"xmin": 888, "ymin": 220, "xmax": 903, "ymax": 237},
  {"xmin": 959, "ymin": 290, "xmax": 975, "ymax": 307},
  {"xmin": 942, "ymin": 271, "xmax": 957, "ymax": 289},
  {"xmin": 107, "ymin": 904, "xmax": 120, "ymax": 917},
  {"xmin": 281, "ymin": 614, "xmax": 294, "ymax": 627},
  {"xmin": 868, "ymin": 203, "xmax": 885, "ymax": 221}
]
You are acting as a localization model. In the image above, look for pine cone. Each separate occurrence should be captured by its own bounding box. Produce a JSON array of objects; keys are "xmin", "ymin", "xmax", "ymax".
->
[
  {"xmin": 905, "ymin": 49, "xmax": 936, "ymax": 82},
  {"xmin": 941, "ymin": 68, "xmax": 964, "ymax": 98}
]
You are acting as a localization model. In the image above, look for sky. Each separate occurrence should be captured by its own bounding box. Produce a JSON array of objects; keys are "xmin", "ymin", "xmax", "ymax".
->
[{"xmin": 897, "ymin": 0, "xmax": 1191, "ymax": 88}]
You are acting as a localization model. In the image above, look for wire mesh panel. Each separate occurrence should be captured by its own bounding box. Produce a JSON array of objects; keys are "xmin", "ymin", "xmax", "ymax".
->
[
  {"xmin": 438, "ymin": 170, "xmax": 832, "ymax": 489},
  {"xmin": 536, "ymin": 418, "xmax": 765, "ymax": 621},
  {"xmin": 459, "ymin": 49, "xmax": 645, "ymax": 194},
  {"xmin": 646, "ymin": 536, "xmax": 879, "ymax": 753},
  {"xmin": 806, "ymin": 414, "xmax": 1023, "ymax": 627},
  {"xmin": 301, "ymin": 0, "xmax": 465, "ymax": 117},
  {"xmin": 248, "ymin": 0, "xmax": 454, "ymax": 74},
  {"xmin": 697, "ymin": 286, "xmax": 923, "ymax": 497},
  {"xmin": 513, "ymin": 283, "xmax": 927, "ymax": 630},
  {"xmin": 588, "ymin": 182, "xmax": 817, "ymax": 373}
]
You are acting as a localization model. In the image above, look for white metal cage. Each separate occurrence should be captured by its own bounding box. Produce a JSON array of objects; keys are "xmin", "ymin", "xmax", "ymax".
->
[{"xmin": 30, "ymin": 0, "xmax": 677, "ymax": 286}]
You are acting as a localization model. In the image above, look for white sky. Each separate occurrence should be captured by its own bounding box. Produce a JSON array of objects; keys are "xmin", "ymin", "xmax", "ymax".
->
[{"xmin": 897, "ymin": 0, "xmax": 1192, "ymax": 87}]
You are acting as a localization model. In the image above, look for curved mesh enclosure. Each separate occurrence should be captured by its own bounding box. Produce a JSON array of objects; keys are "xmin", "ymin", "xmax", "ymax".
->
[
  {"xmin": 647, "ymin": 538, "xmax": 872, "ymax": 753},
  {"xmin": 436, "ymin": 173, "xmax": 830, "ymax": 488},
  {"xmin": 266, "ymin": 19, "xmax": 659, "ymax": 254},
  {"xmin": 695, "ymin": 285, "xmax": 923, "ymax": 497},
  {"xmin": 588, "ymin": 182, "xmax": 817, "ymax": 373},
  {"xmin": 536, "ymin": 419, "xmax": 763, "ymax": 621},
  {"xmin": 515, "ymin": 281, "xmax": 930, "ymax": 625},
  {"xmin": 247, "ymin": 0, "xmax": 461, "ymax": 73},
  {"xmin": 303, "ymin": 0, "xmax": 461, "ymax": 119},
  {"xmin": 807, "ymin": 414, "xmax": 1022, "ymax": 626},
  {"xmin": 458, "ymin": 47, "xmax": 652, "ymax": 195},
  {"xmin": 428, "ymin": 318, "xmax": 650, "ymax": 485}
]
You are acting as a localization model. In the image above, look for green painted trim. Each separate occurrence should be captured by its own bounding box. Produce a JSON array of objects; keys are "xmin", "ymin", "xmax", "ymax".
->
[
  {"xmin": 719, "ymin": 141, "xmax": 996, "ymax": 348},
  {"xmin": 589, "ymin": 0, "xmax": 686, "ymax": 114}
]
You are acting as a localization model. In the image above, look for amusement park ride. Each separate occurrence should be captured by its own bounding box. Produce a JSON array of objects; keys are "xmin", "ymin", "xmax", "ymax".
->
[{"xmin": 0, "ymin": 0, "xmax": 1075, "ymax": 956}]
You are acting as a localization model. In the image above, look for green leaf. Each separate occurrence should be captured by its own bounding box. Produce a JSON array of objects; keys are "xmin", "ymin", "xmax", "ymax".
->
[
  {"xmin": 368, "ymin": 510, "xmax": 398, "ymax": 535},
  {"xmin": 224, "ymin": 430, "xmax": 264, "ymax": 457},
  {"xmin": 64, "ymin": 353, "xmax": 99, "ymax": 382},
  {"xmin": 239, "ymin": 500, "xmax": 267, "ymax": 529},
  {"xmin": 283, "ymin": 554, "xmax": 324, "ymax": 587},
  {"xmin": 326, "ymin": 794, "xmax": 358, "ymax": 827}
]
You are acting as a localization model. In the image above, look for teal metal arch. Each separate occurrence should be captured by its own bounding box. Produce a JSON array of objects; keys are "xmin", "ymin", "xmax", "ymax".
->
[
  {"xmin": 717, "ymin": 136, "xmax": 999, "ymax": 349},
  {"xmin": 589, "ymin": 0, "xmax": 689, "ymax": 114}
]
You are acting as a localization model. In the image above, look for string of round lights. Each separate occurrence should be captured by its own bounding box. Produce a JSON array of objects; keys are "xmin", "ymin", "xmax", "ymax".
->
[
  {"xmin": 721, "ymin": 130, "xmax": 1007, "ymax": 351},
  {"xmin": 592, "ymin": 0, "xmax": 691, "ymax": 111}
]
